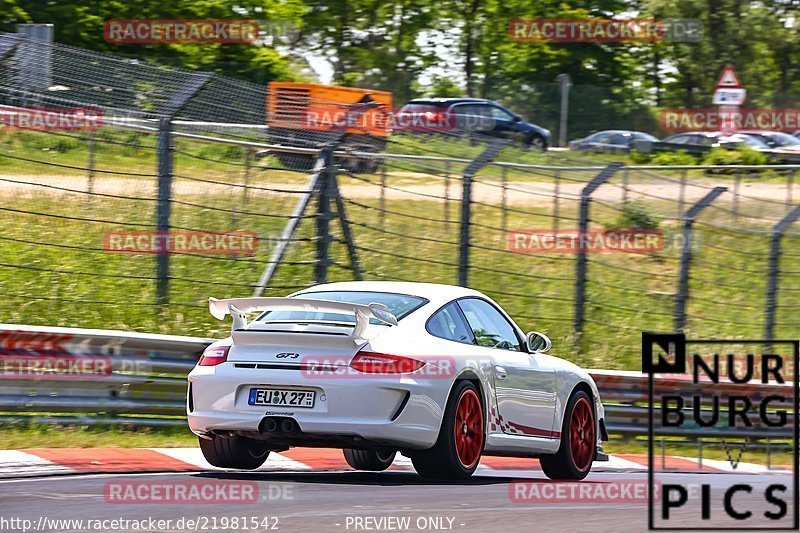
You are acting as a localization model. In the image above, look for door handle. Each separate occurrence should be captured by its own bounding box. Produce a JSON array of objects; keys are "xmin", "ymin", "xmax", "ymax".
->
[{"xmin": 495, "ymin": 366, "xmax": 507, "ymax": 380}]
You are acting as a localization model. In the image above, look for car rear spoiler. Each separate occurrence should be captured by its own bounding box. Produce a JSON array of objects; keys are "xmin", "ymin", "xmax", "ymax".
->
[{"xmin": 208, "ymin": 297, "xmax": 398, "ymax": 337}]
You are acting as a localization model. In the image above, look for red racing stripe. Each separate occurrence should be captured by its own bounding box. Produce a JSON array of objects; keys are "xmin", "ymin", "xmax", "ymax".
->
[{"xmin": 26, "ymin": 448, "xmax": 196, "ymax": 473}]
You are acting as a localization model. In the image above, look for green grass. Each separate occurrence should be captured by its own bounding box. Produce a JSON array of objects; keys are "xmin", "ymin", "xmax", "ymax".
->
[
  {"xmin": 605, "ymin": 437, "xmax": 793, "ymax": 468},
  {"xmin": 1, "ymin": 125, "xmax": 798, "ymax": 367},
  {"xmin": 0, "ymin": 423, "xmax": 197, "ymax": 449}
]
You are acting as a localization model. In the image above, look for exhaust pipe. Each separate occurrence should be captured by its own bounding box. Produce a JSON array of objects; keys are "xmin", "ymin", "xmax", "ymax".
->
[
  {"xmin": 280, "ymin": 418, "xmax": 297, "ymax": 434},
  {"xmin": 261, "ymin": 417, "xmax": 278, "ymax": 433}
]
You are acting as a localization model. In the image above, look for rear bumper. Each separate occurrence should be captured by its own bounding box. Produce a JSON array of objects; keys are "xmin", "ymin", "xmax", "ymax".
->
[{"xmin": 187, "ymin": 363, "xmax": 450, "ymax": 449}]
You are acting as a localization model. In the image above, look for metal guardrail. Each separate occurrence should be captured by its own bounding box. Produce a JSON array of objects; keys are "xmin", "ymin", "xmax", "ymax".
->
[{"xmin": 0, "ymin": 325, "xmax": 793, "ymax": 440}]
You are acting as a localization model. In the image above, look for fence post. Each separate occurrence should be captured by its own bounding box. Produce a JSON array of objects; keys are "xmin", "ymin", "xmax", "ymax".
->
[
  {"xmin": 622, "ymin": 167, "xmax": 629, "ymax": 204},
  {"xmin": 501, "ymin": 165, "xmax": 508, "ymax": 232},
  {"xmin": 573, "ymin": 162, "xmax": 624, "ymax": 342},
  {"xmin": 458, "ymin": 141, "xmax": 506, "ymax": 287},
  {"xmin": 87, "ymin": 130, "xmax": 96, "ymax": 202},
  {"xmin": 787, "ymin": 170, "xmax": 794, "ymax": 212},
  {"xmin": 678, "ymin": 168, "xmax": 687, "ymax": 218},
  {"xmin": 764, "ymin": 204, "xmax": 800, "ymax": 343},
  {"xmin": 673, "ymin": 187, "xmax": 727, "ymax": 331},
  {"xmin": 252, "ymin": 151, "xmax": 325, "ymax": 296},
  {"xmin": 155, "ymin": 117, "xmax": 173, "ymax": 306},
  {"xmin": 152, "ymin": 72, "xmax": 214, "ymax": 306},
  {"xmin": 444, "ymin": 160, "xmax": 450, "ymax": 225},
  {"xmin": 315, "ymin": 147, "xmax": 335, "ymax": 284},
  {"xmin": 553, "ymin": 168, "xmax": 561, "ymax": 232},
  {"xmin": 380, "ymin": 162, "xmax": 387, "ymax": 229}
]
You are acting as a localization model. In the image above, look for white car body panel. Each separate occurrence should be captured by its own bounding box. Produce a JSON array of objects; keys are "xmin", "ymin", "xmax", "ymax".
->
[{"xmin": 187, "ymin": 281, "xmax": 605, "ymax": 458}]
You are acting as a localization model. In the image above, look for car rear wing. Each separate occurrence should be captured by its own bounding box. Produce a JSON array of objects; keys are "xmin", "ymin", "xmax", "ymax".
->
[{"xmin": 208, "ymin": 297, "xmax": 398, "ymax": 337}]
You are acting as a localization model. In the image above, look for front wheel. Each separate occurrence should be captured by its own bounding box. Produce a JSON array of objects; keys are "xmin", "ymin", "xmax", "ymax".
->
[
  {"xmin": 526, "ymin": 134, "xmax": 547, "ymax": 151},
  {"xmin": 343, "ymin": 449, "xmax": 396, "ymax": 471},
  {"xmin": 198, "ymin": 436, "xmax": 270, "ymax": 470},
  {"xmin": 540, "ymin": 390, "xmax": 596, "ymax": 480},
  {"xmin": 411, "ymin": 381, "xmax": 484, "ymax": 480}
]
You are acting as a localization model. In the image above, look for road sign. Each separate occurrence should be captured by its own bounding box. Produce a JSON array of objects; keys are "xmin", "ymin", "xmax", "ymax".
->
[
  {"xmin": 715, "ymin": 65, "xmax": 741, "ymax": 89},
  {"xmin": 712, "ymin": 87, "xmax": 746, "ymax": 106}
]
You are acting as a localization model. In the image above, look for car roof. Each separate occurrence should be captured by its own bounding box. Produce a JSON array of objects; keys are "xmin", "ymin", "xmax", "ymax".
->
[
  {"xmin": 292, "ymin": 281, "xmax": 485, "ymax": 306},
  {"xmin": 591, "ymin": 130, "xmax": 634, "ymax": 135},
  {"xmin": 405, "ymin": 98, "xmax": 491, "ymax": 105}
]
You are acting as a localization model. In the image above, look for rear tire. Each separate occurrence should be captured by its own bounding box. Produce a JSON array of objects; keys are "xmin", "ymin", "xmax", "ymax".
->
[
  {"xmin": 343, "ymin": 449, "xmax": 396, "ymax": 471},
  {"xmin": 540, "ymin": 390, "xmax": 596, "ymax": 480},
  {"xmin": 198, "ymin": 436, "xmax": 270, "ymax": 470},
  {"xmin": 411, "ymin": 381, "xmax": 484, "ymax": 480}
]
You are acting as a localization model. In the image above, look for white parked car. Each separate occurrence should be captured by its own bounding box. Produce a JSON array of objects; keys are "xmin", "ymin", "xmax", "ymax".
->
[{"xmin": 187, "ymin": 281, "xmax": 608, "ymax": 480}]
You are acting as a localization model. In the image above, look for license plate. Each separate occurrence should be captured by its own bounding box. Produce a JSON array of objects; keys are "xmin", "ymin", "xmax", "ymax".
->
[{"xmin": 248, "ymin": 388, "xmax": 315, "ymax": 408}]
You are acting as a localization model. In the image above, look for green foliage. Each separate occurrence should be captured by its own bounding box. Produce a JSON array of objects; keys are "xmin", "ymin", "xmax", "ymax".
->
[
  {"xmin": 628, "ymin": 150, "xmax": 653, "ymax": 164},
  {"xmin": 6, "ymin": 0, "xmax": 796, "ymax": 138},
  {"xmin": 608, "ymin": 202, "xmax": 660, "ymax": 231},
  {"xmin": 650, "ymin": 150, "xmax": 699, "ymax": 166},
  {"xmin": 702, "ymin": 147, "xmax": 770, "ymax": 166}
]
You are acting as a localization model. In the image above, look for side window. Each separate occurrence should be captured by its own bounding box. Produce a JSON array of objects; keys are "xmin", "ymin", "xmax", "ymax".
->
[
  {"xmin": 457, "ymin": 298, "xmax": 521, "ymax": 351},
  {"xmin": 489, "ymin": 106, "xmax": 514, "ymax": 120},
  {"xmin": 668, "ymin": 134, "xmax": 689, "ymax": 144},
  {"xmin": 427, "ymin": 302, "xmax": 474, "ymax": 344},
  {"xmin": 592, "ymin": 132, "xmax": 612, "ymax": 144},
  {"xmin": 608, "ymin": 133, "xmax": 628, "ymax": 145}
]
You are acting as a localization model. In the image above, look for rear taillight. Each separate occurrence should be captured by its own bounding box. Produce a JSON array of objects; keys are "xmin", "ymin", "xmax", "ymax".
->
[
  {"xmin": 349, "ymin": 351, "xmax": 425, "ymax": 374},
  {"xmin": 199, "ymin": 345, "xmax": 230, "ymax": 366}
]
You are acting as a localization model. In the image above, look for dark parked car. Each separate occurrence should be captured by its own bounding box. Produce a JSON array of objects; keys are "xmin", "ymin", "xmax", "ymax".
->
[
  {"xmin": 395, "ymin": 98, "xmax": 551, "ymax": 149},
  {"xmin": 569, "ymin": 130, "xmax": 658, "ymax": 153},
  {"xmin": 740, "ymin": 131, "xmax": 800, "ymax": 153},
  {"xmin": 661, "ymin": 131, "xmax": 771, "ymax": 151}
]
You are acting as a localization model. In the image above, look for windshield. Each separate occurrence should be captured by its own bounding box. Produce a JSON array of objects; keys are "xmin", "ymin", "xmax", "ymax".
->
[
  {"xmin": 257, "ymin": 291, "xmax": 427, "ymax": 324},
  {"xmin": 728, "ymin": 134, "xmax": 769, "ymax": 148},
  {"xmin": 767, "ymin": 132, "xmax": 800, "ymax": 147}
]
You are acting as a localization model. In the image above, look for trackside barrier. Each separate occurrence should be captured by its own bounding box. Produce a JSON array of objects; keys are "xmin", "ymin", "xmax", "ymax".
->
[{"xmin": 0, "ymin": 325, "xmax": 794, "ymax": 442}]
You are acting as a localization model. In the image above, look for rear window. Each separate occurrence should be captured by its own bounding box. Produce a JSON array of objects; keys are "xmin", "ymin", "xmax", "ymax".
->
[{"xmin": 256, "ymin": 291, "xmax": 427, "ymax": 324}]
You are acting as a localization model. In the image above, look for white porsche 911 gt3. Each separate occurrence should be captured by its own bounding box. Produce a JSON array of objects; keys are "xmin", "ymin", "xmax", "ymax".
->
[{"xmin": 187, "ymin": 281, "xmax": 608, "ymax": 480}]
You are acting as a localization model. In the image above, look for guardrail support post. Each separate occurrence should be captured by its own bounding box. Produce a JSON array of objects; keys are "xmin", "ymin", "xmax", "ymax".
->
[
  {"xmin": 458, "ymin": 141, "xmax": 505, "ymax": 287},
  {"xmin": 673, "ymin": 187, "xmax": 727, "ymax": 331},
  {"xmin": 764, "ymin": 204, "xmax": 800, "ymax": 343},
  {"xmin": 572, "ymin": 162, "xmax": 624, "ymax": 343}
]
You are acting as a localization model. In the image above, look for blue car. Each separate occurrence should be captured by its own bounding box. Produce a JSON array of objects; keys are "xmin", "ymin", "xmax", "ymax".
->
[{"xmin": 396, "ymin": 98, "xmax": 551, "ymax": 150}]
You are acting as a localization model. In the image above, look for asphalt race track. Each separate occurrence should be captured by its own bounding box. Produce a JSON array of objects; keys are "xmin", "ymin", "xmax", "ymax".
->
[{"xmin": 1, "ymin": 468, "xmax": 794, "ymax": 533}]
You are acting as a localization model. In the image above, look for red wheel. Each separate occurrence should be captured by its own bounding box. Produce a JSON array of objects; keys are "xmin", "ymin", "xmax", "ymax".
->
[
  {"xmin": 411, "ymin": 381, "xmax": 484, "ymax": 480},
  {"xmin": 454, "ymin": 389, "xmax": 483, "ymax": 469},
  {"xmin": 541, "ymin": 390, "xmax": 596, "ymax": 480},
  {"xmin": 569, "ymin": 396, "xmax": 595, "ymax": 473}
]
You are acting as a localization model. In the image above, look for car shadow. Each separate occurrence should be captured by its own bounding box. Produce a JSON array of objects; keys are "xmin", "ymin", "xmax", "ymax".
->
[
  {"xmin": 192, "ymin": 470, "xmax": 520, "ymax": 486},
  {"xmin": 192, "ymin": 470, "xmax": 618, "ymax": 487}
]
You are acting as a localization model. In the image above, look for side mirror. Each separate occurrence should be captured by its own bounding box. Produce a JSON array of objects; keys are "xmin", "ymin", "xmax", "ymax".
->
[
  {"xmin": 512, "ymin": 115, "xmax": 522, "ymax": 122},
  {"xmin": 526, "ymin": 331, "xmax": 552, "ymax": 353}
]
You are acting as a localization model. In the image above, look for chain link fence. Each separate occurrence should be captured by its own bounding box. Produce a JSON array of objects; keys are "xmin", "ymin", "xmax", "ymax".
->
[{"xmin": 1, "ymin": 31, "xmax": 799, "ymax": 368}]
